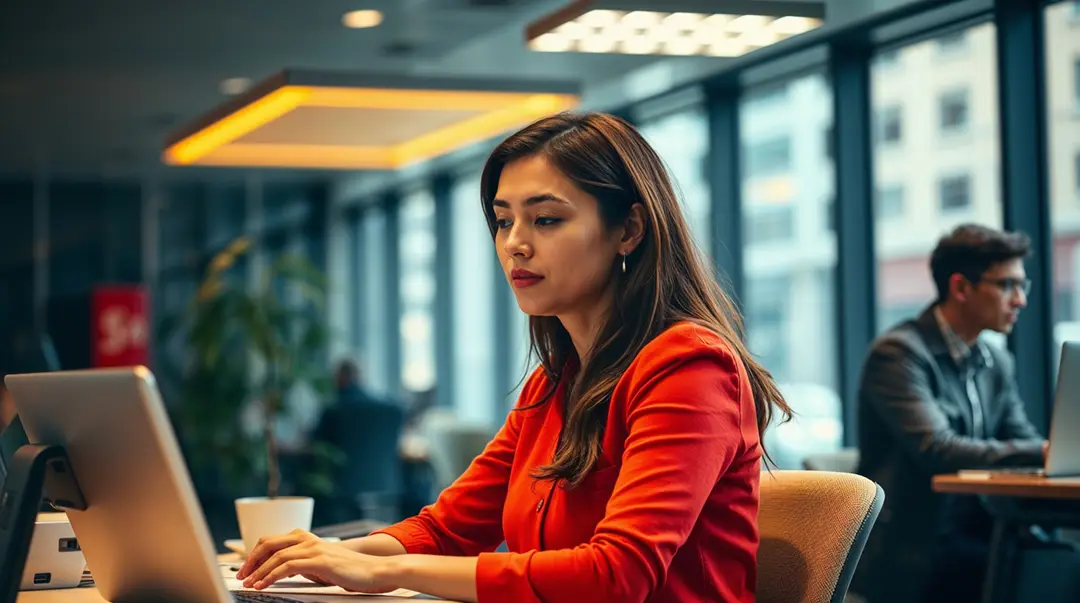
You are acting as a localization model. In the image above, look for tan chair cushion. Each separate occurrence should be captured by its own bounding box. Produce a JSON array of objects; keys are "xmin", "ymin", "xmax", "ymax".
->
[{"xmin": 757, "ymin": 470, "xmax": 882, "ymax": 603}]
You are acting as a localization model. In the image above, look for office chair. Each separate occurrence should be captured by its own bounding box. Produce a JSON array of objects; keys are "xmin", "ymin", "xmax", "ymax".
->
[
  {"xmin": 422, "ymin": 413, "xmax": 497, "ymax": 493},
  {"xmin": 756, "ymin": 470, "xmax": 884, "ymax": 603}
]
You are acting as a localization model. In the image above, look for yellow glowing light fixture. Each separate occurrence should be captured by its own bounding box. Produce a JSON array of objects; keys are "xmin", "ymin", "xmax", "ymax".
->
[
  {"xmin": 526, "ymin": 0, "xmax": 825, "ymax": 57},
  {"xmin": 163, "ymin": 70, "xmax": 580, "ymax": 170},
  {"xmin": 342, "ymin": 9, "xmax": 383, "ymax": 29}
]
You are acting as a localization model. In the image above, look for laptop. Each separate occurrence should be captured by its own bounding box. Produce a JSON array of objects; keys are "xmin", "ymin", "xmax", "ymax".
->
[
  {"xmin": 959, "ymin": 341, "xmax": 1080, "ymax": 479},
  {"xmin": 4, "ymin": 367, "xmax": 306, "ymax": 603}
]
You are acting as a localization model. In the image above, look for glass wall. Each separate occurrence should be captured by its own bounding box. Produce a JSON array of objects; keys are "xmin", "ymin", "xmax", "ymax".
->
[
  {"xmin": 322, "ymin": 0, "xmax": 1069, "ymax": 472},
  {"xmin": 638, "ymin": 105, "xmax": 712, "ymax": 256},
  {"xmin": 1047, "ymin": 1, "xmax": 1080, "ymax": 364},
  {"xmin": 360, "ymin": 207, "xmax": 392, "ymax": 397},
  {"xmin": 505, "ymin": 284, "xmax": 531, "ymax": 409},
  {"xmin": 398, "ymin": 188, "xmax": 437, "ymax": 396},
  {"xmin": 451, "ymin": 169, "xmax": 497, "ymax": 423},
  {"xmin": 872, "ymin": 23, "xmax": 1003, "ymax": 333},
  {"xmin": 740, "ymin": 73, "xmax": 841, "ymax": 469}
]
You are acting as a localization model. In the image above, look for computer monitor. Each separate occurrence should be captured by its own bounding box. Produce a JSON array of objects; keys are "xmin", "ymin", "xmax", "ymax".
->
[
  {"xmin": 4, "ymin": 367, "xmax": 287, "ymax": 603},
  {"xmin": 1045, "ymin": 341, "xmax": 1080, "ymax": 477}
]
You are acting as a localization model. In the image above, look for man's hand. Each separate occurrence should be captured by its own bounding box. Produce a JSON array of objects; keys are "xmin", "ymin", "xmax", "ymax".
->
[
  {"xmin": 1043, "ymin": 440, "xmax": 1050, "ymax": 459},
  {"xmin": 236, "ymin": 529, "xmax": 398, "ymax": 593}
]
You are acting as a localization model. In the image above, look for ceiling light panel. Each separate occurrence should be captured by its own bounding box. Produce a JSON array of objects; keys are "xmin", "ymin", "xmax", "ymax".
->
[
  {"xmin": 526, "ymin": 1, "xmax": 825, "ymax": 57},
  {"xmin": 163, "ymin": 70, "xmax": 579, "ymax": 170}
]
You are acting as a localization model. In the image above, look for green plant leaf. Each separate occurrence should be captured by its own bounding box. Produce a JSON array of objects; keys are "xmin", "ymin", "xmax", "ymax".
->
[{"xmin": 158, "ymin": 240, "xmax": 334, "ymax": 499}]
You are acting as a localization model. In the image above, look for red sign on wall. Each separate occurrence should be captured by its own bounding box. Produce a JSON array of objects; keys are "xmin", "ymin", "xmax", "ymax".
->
[{"xmin": 92, "ymin": 286, "xmax": 150, "ymax": 367}]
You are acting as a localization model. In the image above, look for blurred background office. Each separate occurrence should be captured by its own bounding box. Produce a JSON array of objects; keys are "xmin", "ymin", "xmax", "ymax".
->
[{"xmin": 0, "ymin": 0, "xmax": 1077, "ymax": 565}]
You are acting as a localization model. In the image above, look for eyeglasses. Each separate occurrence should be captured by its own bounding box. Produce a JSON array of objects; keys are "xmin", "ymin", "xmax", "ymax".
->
[{"xmin": 980, "ymin": 277, "xmax": 1032, "ymax": 297}]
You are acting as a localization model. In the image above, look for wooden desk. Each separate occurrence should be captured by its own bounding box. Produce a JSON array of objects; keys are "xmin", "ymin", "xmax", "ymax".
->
[
  {"xmin": 17, "ymin": 554, "xmax": 450, "ymax": 602},
  {"xmin": 932, "ymin": 473, "xmax": 1080, "ymax": 500},
  {"xmin": 932, "ymin": 473, "xmax": 1080, "ymax": 603},
  {"xmin": 17, "ymin": 589, "xmax": 434, "ymax": 603}
]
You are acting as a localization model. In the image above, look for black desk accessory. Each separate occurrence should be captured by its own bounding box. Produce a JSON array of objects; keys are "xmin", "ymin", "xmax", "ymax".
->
[{"xmin": 0, "ymin": 445, "xmax": 87, "ymax": 603}]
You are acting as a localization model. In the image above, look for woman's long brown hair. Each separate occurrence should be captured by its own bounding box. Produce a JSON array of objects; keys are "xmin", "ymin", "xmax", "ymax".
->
[{"xmin": 481, "ymin": 111, "xmax": 792, "ymax": 488}]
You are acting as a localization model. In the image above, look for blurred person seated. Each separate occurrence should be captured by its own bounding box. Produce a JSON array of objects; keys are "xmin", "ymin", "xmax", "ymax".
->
[
  {"xmin": 853, "ymin": 224, "xmax": 1048, "ymax": 603},
  {"xmin": 308, "ymin": 359, "xmax": 406, "ymax": 525}
]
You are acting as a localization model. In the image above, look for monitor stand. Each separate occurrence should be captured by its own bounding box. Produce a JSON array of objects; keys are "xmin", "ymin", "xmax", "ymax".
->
[{"xmin": 0, "ymin": 445, "xmax": 87, "ymax": 603}]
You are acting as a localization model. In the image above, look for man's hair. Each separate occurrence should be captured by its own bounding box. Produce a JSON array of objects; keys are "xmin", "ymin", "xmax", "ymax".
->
[
  {"xmin": 335, "ymin": 358, "xmax": 361, "ymax": 384},
  {"xmin": 930, "ymin": 223, "xmax": 1030, "ymax": 302}
]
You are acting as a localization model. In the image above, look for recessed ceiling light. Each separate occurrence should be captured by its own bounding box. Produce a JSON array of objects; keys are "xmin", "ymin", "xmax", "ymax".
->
[
  {"xmin": 343, "ymin": 9, "xmax": 383, "ymax": 29},
  {"xmin": 219, "ymin": 77, "xmax": 253, "ymax": 96},
  {"xmin": 525, "ymin": 1, "xmax": 825, "ymax": 57}
]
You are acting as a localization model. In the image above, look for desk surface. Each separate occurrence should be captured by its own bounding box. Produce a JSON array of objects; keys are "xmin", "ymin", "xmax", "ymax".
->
[
  {"xmin": 17, "ymin": 589, "xmax": 431, "ymax": 603},
  {"xmin": 933, "ymin": 473, "xmax": 1080, "ymax": 499},
  {"xmin": 17, "ymin": 554, "xmax": 450, "ymax": 603}
]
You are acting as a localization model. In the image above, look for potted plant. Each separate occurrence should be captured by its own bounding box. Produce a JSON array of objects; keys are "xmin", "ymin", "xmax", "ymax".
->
[{"xmin": 158, "ymin": 237, "xmax": 341, "ymax": 552}]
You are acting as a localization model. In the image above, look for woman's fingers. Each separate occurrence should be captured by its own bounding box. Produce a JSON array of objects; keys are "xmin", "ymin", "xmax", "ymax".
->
[
  {"xmin": 243, "ymin": 537, "xmax": 317, "ymax": 586},
  {"xmin": 252, "ymin": 558, "xmax": 319, "ymax": 590},
  {"xmin": 237, "ymin": 530, "xmax": 314, "ymax": 579}
]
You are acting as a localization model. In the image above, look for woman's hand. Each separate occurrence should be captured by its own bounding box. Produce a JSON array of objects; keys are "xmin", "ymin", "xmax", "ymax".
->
[{"xmin": 236, "ymin": 529, "xmax": 398, "ymax": 593}]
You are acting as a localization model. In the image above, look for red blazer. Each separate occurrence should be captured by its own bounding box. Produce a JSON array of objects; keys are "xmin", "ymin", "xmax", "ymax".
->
[{"xmin": 375, "ymin": 322, "xmax": 762, "ymax": 603}]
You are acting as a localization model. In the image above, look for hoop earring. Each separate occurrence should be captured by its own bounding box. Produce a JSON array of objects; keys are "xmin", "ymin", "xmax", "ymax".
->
[{"xmin": 621, "ymin": 253, "xmax": 627, "ymax": 274}]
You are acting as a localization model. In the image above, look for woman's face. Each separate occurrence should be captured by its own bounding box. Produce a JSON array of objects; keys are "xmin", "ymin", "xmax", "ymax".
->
[{"xmin": 491, "ymin": 155, "xmax": 624, "ymax": 319}]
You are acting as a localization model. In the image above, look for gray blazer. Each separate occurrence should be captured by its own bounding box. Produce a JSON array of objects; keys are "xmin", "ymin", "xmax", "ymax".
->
[{"xmin": 851, "ymin": 306, "xmax": 1044, "ymax": 602}]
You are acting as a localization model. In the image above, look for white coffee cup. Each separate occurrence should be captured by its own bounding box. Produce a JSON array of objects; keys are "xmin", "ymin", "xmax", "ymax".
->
[{"xmin": 235, "ymin": 496, "xmax": 315, "ymax": 555}]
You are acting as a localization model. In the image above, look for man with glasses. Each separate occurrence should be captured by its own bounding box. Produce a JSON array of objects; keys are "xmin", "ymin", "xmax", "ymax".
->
[{"xmin": 852, "ymin": 223, "xmax": 1048, "ymax": 603}]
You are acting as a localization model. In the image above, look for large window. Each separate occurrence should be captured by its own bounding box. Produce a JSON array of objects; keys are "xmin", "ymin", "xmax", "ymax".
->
[
  {"xmin": 740, "ymin": 72, "xmax": 841, "ymax": 469},
  {"xmin": 398, "ymin": 189, "xmax": 437, "ymax": 395},
  {"xmin": 743, "ymin": 135, "xmax": 792, "ymax": 178},
  {"xmin": 1046, "ymin": 1, "xmax": 1080, "ymax": 360},
  {"xmin": 360, "ymin": 208, "xmax": 392, "ymax": 396},
  {"xmin": 638, "ymin": 104, "xmax": 712, "ymax": 256},
  {"xmin": 505, "ymin": 285, "xmax": 531, "ymax": 410},
  {"xmin": 873, "ymin": 22, "xmax": 1002, "ymax": 332},
  {"xmin": 1074, "ymin": 56, "xmax": 1080, "ymax": 110},
  {"xmin": 877, "ymin": 184, "xmax": 905, "ymax": 220},
  {"xmin": 451, "ymin": 169, "xmax": 497, "ymax": 423}
]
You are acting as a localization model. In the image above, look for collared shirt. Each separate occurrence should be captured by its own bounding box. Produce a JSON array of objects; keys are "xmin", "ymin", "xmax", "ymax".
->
[{"xmin": 933, "ymin": 306, "xmax": 992, "ymax": 438}]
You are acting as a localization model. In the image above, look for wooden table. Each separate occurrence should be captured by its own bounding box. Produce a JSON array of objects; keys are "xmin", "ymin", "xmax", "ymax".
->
[
  {"xmin": 18, "ymin": 589, "xmax": 433, "ymax": 603},
  {"xmin": 18, "ymin": 554, "xmax": 449, "ymax": 602},
  {"xmin": 932, "ymin": 473, "xmax": 1080, "ymax": 603},
  {"xmin": 932, "ymin": 473, "xmax": 1080, "ymax": 500}
]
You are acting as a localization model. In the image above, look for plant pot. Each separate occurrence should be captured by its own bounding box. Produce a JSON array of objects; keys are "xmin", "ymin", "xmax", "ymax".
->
[{"xmin": 235, "ymin": 496, "xmax": 314, "ymax": 556}]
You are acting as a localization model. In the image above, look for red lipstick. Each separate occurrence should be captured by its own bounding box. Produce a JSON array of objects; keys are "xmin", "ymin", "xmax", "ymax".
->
[{"xmin": 511, "ymin": 268, "xmax": 543, "ymax": 288}]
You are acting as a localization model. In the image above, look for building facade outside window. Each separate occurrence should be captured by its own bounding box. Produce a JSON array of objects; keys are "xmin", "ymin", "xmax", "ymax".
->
[
  {"xmin": 740, "ymin": 72, "xmax": 841, "ymax": 469},
  {"xmin": 873, "ymin": 22, "xmax": 1003, "ymax": 334},
  {"xmin": 1045, "ymin": 1, "xmax": 1080, "ymax": 367}
]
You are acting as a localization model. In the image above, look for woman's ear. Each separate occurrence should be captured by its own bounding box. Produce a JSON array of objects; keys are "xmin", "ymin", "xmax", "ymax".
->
[{"xmin": 620, "ymin": 203, "xmax": 646, "ymax": 254}]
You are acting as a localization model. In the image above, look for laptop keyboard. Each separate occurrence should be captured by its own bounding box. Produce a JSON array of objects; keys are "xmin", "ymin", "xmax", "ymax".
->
[{"xmin": 233, "ymin": 592, "xmax": 306, "ymax": 603}]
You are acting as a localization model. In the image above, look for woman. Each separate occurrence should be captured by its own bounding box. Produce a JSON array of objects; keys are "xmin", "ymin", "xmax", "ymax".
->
[{"xmin": 238, "ymin": 112, "xmax": 791, "ymax": 603}]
